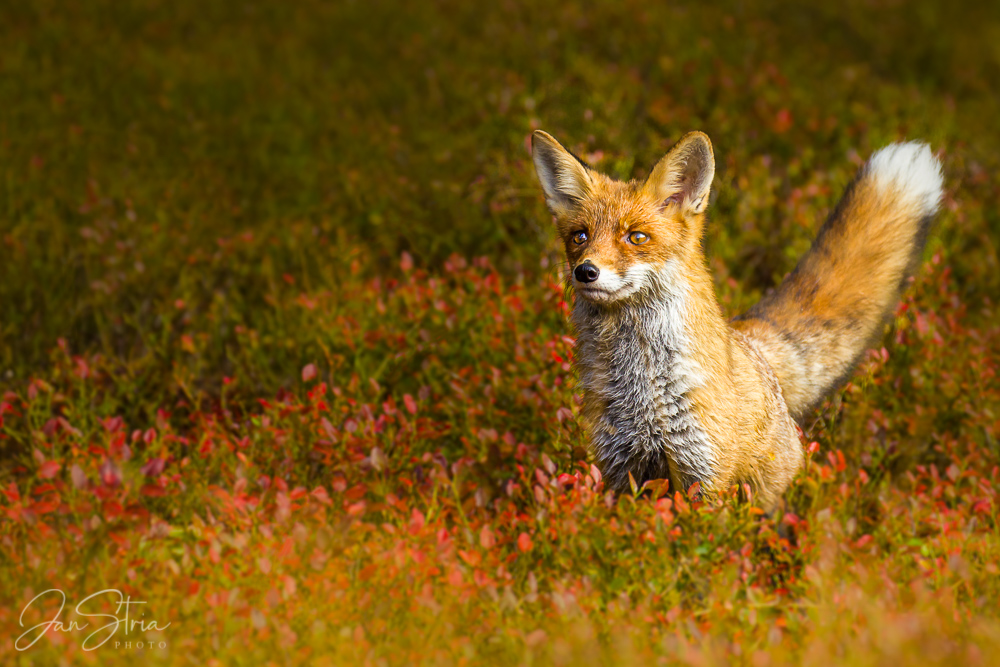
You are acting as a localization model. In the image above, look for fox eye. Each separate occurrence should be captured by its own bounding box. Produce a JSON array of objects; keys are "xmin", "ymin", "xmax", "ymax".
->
[
  {"xmin": 572, "ymin": 231, "xmax": 588, "ymax": 245},
  {"xmin": 628, "ymin": 231, "xmax": 649, "ymax": 245}
]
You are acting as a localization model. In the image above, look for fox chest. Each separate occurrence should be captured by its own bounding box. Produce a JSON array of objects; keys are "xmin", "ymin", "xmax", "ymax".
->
[{"xmin": 573, "ymin": 304, "xmax": 718, "ymax": 492}]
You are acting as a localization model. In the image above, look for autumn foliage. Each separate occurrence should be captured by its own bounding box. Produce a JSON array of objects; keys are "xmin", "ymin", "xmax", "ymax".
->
[{"xmin": 2, "ymin": 0, "xmax": 999, "ymax": 664}]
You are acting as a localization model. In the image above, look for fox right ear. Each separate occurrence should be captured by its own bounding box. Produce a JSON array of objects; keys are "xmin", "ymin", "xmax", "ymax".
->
[
  {"xmin": 644, "ymin": 131, "xmax": 715, "ymax": 216},
  {"xmin": 531, "ymin": 131, "xmax": 593, "ymax": 216}
]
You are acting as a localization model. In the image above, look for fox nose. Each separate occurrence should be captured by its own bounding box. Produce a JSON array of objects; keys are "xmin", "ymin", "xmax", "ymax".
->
[{"xmin": 574, "ymin": 262, "xmax": 600, "ymax": 284}]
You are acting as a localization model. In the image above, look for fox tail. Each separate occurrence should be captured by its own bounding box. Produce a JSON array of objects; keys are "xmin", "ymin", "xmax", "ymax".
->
[{"xmin": 733, "ymin": 142, "xmax": 944, "ymax": 422}]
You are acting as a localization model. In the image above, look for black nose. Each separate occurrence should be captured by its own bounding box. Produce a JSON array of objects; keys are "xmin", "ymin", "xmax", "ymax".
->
[{"xmin": 574, "ymin": 262, "xmax": 600, "ymax": 283}]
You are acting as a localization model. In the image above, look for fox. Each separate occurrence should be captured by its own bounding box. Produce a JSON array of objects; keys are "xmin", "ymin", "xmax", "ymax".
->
[{"xmin": 531, "ymin": 129, "xmax": 943, "ymax": 509}]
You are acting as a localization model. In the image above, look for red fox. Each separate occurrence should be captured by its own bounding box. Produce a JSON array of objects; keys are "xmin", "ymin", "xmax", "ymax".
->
[{"xmin": 531, "ymin": 130, "xmax": 943, "ymax": 508}]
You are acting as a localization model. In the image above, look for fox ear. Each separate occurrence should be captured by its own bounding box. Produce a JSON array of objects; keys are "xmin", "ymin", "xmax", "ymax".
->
[
  {"xmin": 531, "ymin": 131, "xmax": 593, "ymax": 216},
  {"xmin": 644, "ymin": 132, "xmax": 715, "ymax": 215}
]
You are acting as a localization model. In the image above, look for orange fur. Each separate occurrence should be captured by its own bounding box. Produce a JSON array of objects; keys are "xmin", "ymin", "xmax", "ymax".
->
[{"xmin": 532, "ymin": 130, "xmax": 942, "ymax": 508}]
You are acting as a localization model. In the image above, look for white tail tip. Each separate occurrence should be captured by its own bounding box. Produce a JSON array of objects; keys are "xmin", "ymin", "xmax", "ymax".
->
[{"xmin": 867, "ymin": 141, "xmax": 944, "ymax": 216}]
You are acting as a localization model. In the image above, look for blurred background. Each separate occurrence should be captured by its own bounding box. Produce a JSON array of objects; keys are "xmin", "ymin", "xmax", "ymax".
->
[
  {"xmin": 2, "ymin": 0, "xmax": 998, "ymax": 408},
  {"xmin": 3, "ymin": 4, "xmax": 1000, "ymax": 663}
]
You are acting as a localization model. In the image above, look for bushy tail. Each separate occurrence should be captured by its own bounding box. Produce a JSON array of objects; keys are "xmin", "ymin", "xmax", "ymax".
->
[{"xmin": 733, "ymin": 142, "xmax": 944, "ymax": 422}]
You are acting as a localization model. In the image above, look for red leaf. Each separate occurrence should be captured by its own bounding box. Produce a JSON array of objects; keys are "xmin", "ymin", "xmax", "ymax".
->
[
  {"xmin": 310, "ymin": 486, "xmax": 332, "ymax": 506},
  {"xmin": 102, "ymin": 416, "xmax": 124, "ymax": 433},
  {"xmin": 344, "ymin": 483, "xmax": 367, "ymax": 500},
  {"xmin": 100, "ymin": 460, "xmax": 122, "ymax": 487},
  {"xmin": 408, "ymin": 508, "xmax": 426, "ymax": 535},
  {"xmin": 517, "ymin": 532, "xmax": 533, "ymax": 553},
  {"xmin": 773, "ymin": 108, "xmax": 793, "ymax": 133},
  {"xmin": 38, "ymin": 461, "xmax": 61, "ymax": 479},
  {"xmin": 525, "ymin": 629, "xmax": 547, "ymax": 647},
  {"xmin": 331, "ymin": 475, "xmax": 347, "ymax": 493},
  {"xmin": 628, "ymin": 471, "xmax": 639, "ymax": 496},
  {"xmin": 403, "ymin": 394, "xmax": 418, "ymax": 415},
  {"xmin": 70, "ymin": 464, "xmax": 88, "ymax": 489},
  {"xmin": 103, "ymin": 500, "xmax": 123, "ymax": 520},
  {"xmin": 32, "ymin": 499, "xmax": 60, "ymax": 515},
  {"xmin": 400, "ymin": 251, "xmax": 414, "ymax": 273},
  {"xmin": 141, "ymin": 457, "xmax": 165, "ymax": 477},
  {"xmin": 973, "ymin": 500, "xmax": 992, "ymax": 514},
  {"xmin": 301, "ymin": 364, "xmax": 317, "ymax": 383},
  {"xmin": 589, "ymin": 464, "xmax": 602, "ymax": 487},
  {"xmin": 479, "ymin": 525, "xmax": 496, "ymax": 549},
  {"xmin": 642, "ymin": 478, "xmax": 670, "ymax": 499},
  {"xmin": 458, "ymin": 550, "xmax": 481, "ymax": 566},
  {"xmin": 140, "ymin": 484, "xmax": 166, "ymax": 497}
]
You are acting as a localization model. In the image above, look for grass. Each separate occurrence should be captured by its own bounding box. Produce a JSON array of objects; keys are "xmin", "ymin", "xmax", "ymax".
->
[{"xmin": 1, "ymin": 0, "xmax": 999, "ymax": 664}]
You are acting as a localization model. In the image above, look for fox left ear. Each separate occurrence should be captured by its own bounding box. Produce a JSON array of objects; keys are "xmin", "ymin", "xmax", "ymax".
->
[
  {"xmin": 644, "ymin": 132, "xmax": 715, "ymax": 215},
  {"xmin": 531, "ymin": 130, "xmax": 593, "ymax": 217}
]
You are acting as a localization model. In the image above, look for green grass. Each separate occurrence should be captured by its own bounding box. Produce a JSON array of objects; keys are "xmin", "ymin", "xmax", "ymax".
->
[{"xmin": 1, "ymin": 0, "xmax": 999, "ymax": 664}]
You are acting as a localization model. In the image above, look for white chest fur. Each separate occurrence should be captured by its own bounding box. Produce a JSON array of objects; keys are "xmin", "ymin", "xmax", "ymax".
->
[{"xmin": 571, "ymin": 271, "xmax": 718, "ymax": 493}]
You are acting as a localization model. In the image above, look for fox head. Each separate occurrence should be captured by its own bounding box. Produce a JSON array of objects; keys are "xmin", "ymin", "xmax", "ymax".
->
[{"xmin": 531, "ymin": 130, "xmax": 715, "ymax": 304}]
